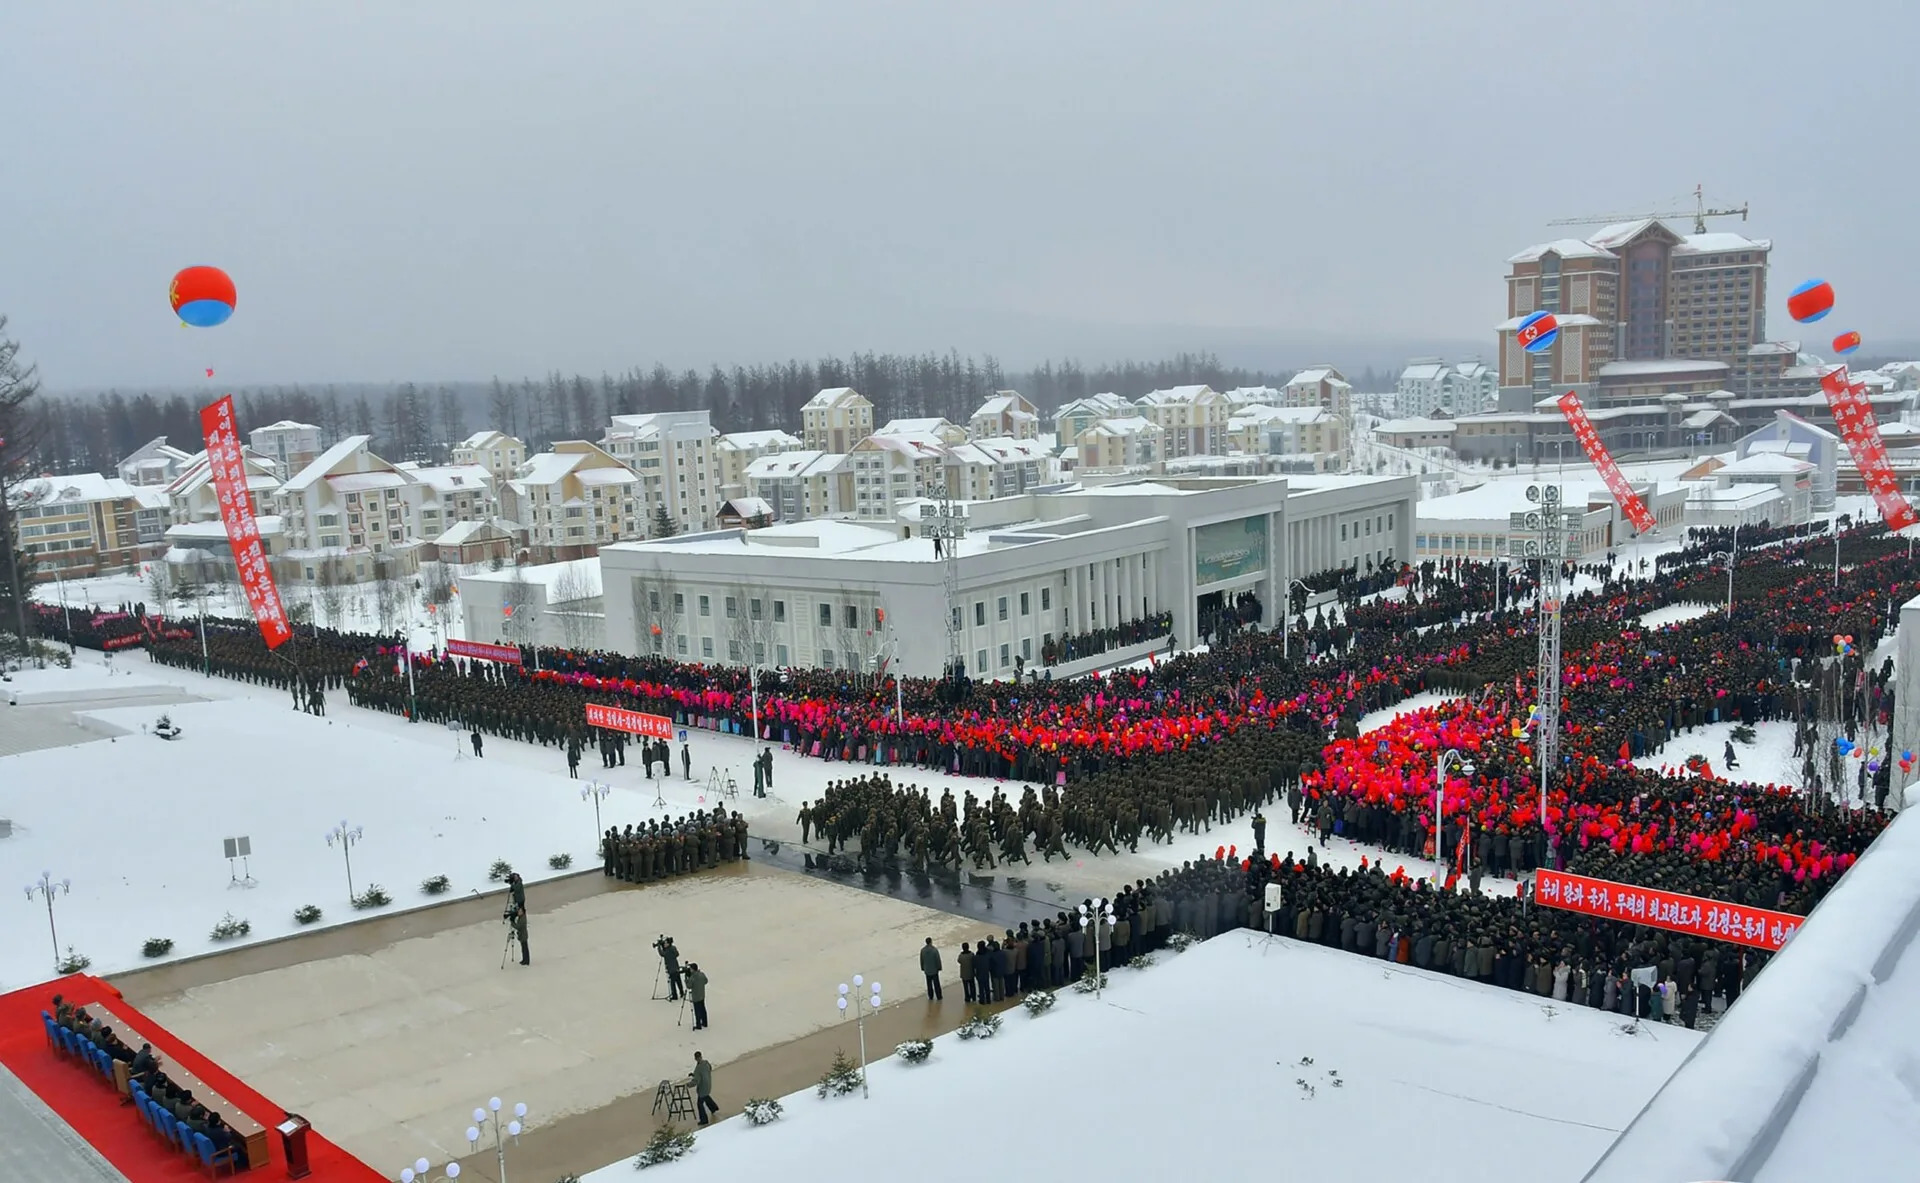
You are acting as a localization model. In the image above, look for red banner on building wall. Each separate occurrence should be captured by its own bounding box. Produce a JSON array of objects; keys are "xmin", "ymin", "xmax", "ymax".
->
[
  {"xmin": 585, "ymin": 703, "xmax": 675, "ymax": 738},
  {"xmin": 1821, "ymin": 365, "xmax": 1917, "ymax": 531},
  {"xmin": 198, "ymin": 396, "xmax": 291, "ymax": 650},
  {"xmin": 1535, "ymin": 869, "xmax": 1801, "ymax": 952},
  {"xmin": 446, "ymin": 638, "xmax": 523, "ymax": 665},
  {"xmin": 1556, "ymin": 392, "xmax": 1658, "ymax": 533}
]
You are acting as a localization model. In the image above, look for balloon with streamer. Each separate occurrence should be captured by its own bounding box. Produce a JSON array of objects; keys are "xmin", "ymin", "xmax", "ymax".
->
[
  {"xmin": 1787, "ymin": 279, "xmax": 1834, "ymax": 324},
  {"xmin": 170, "ymin": 266, "xmax": 236, "ymax": 327}
]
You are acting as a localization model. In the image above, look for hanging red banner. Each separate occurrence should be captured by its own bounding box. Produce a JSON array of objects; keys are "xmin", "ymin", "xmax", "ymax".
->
[
  {"xmin": 198, "ymin": 395, "xmax": 292, "ymax": 649},
  {"xmin": 1556, "ymin": 392, "xmax": 1658, "ymax": 533},
  {"xmin": 1821, "ymin": 365, "xmax": 1917, "ymax": 531},
  {"xmin": 1535, "ymin": 869, "xmax": 1801, "ymax": 952},
  {"xmin": 585, "ymin": 702, "xmax": 675, "ymax": 738},
  {"xmin": 446, "ymin": 638, "xmax": 523, "ymax": 665}
]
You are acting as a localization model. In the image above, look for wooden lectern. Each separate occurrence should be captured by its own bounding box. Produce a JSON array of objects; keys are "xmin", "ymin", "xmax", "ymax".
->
[{"xmin": 276, "ymin": 1113, "xmax": 312, "ymax": 1179}]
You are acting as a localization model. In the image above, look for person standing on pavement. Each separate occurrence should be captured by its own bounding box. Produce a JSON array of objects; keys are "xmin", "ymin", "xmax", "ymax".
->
[
  {"xmin": 681, "ymin": 741, "xmax": 693, "ymax": 780},
  {"xmin": 691, "ymin": 1052, "xmax": 718, "ymax": 1126},
  {"xmin": 920, "ymin": 937, "xmax": 944, "ymax": 1001},
  {"xmin": 685, "ymin": 962, "xmax": 710, "ymax": 1029}
]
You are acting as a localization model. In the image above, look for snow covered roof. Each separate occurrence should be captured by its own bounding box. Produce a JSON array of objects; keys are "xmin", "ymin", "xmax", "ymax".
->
[
  {"xmin": 1676, "ymin": 231, "xmax": 1772, "ymax": 255},
  {"xmin": 326, "ymin": 470, "xmax": 410, "ymax": 494},
  {"xmin": 1086, "ymin": 416, "xmax": 1159, "ymax": 437},
  {"xmin": 858, "ymin": 432, "xmax": 947, "ymax": 461},
  {"xmin": 1222, "ymin": 386, "xmax": 1282, "ymax": 404},
  {"xmin": 282, "ymin": 436, "xmax": 373, "ymax": 494},
  {"xmin": 1053, "ymin": 393, "xmax": 1135, "ymax": 419},
  {"xmin": 432, "ymin": 520, "xmax": 506, "ymax": 547},
  {"xmin": 1595, "ymin": 359, "xmax": 1729, "ymax": 378},
  {"xmin": 1506, "ymin": 237, "xmax": 1618, "ymax": 264},
  {"xmin": 971, "ymin": 395, "xmax": 1035, "ymax": 419},
  {"xmin": 1495, "ymin": 313, "xmax": 1603, "ymax": 332},
  {"xmin": 1399, "ymin": 362, "xmax": 1450, "ymax": 382},
  {"xmin": 574, "ymin": 467, "xmax": 638, "ymax": 488},
  {"xmin": 1136, "ymin": 384, "xmax": 1217, "ymax": 406},
  {"xmin": 745, "ymin": 450, "xmax": 846, "ymax": 480},
  {"xmin": 461, "ymin": 557, "xmax": 603, "ymax": 598},
  {"xmin": 720, "ymin": 496, "xmax": 774, "ymax": 519},
  {"xmin": 515, "ymin": 451, "xmax": 586, "ymax": 489},
  {"xmin": 1717, "ymin": 453, "xmax": 1813, "ymax": 476},
  {"xmin": 1375, "ymin": 418, "xmax": 1458, "ymax": 433},
  {"xmin": 1588, "ymin": 219, "xmax": 1673, "ymax": 249},
  {"xmin": 954, "ymin": 437, "xmax": 1051, "ymax": 465},
  {"xmin": 1230, "ymin": 405, "xmax": 1333, "ymax": 427},
  {"xmin": 254, "ymin": 419, "xmax": 319, "ymax": 432},
  {"xmin": 874, "ymin": 418, "xmax": 955, "ymax": 438},
  {"xmin": 1419, "ymin": 480, "xmax": 1610, "ymax": 522},
  {"xmin": 1748, "ymin": 341, "xmax": 1800, "ymax": 356},
  {"xmin": 13, "ymin": 472, "xmax": 140, "ymax": 507},
  {"xmin": 1287, "ymin": 368, "xmax": 1349, "ymax": 388},
  {"xmin": 716, "ymin": 429, "xmax": 801, "ymax": 451},
  {"xmin": 403, "ymin": 465, "xmax": 494, "ymax": 495},
  {"xmin": 803, "ymin": 387, "xmax": 866, "ymax": 410}
]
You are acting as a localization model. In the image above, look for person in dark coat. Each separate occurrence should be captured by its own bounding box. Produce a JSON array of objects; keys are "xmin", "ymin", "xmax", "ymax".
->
[
  {"xmin": 681, "ymin": 742, "xmax": 693, "ymax": 780},
  {"xmin": 684, "ymin": 963, "xmax": 710, "ymax": 1030},
  {"xmin": 691, "ymin": 1051, "xmax": 718, "ymax": 1126},
  {"xmin": 958, "ymin": 942, "xmax": 976, "ymax": 1002},
  {"xmin": 507, "ymin": 872, "xmax": 529, "ymax": 965},
  {"xmin": 920, "ymin": 937, "xmax": 944, "ymax": 1001},
  {"xmin": 470, "ymin": 728, "xmax": 484, "ymax": 757}
]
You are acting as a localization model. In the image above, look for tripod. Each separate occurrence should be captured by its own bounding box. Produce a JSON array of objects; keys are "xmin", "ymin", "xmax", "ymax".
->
[{"xmin": 501, "ymin": 922, "xmax": 522, "ymax": 969}]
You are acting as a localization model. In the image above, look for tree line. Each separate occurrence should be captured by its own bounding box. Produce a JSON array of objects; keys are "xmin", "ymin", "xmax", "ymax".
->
[{"xmin": 14, "ymin": 347, "xmax": 1363, "ymax": 478}]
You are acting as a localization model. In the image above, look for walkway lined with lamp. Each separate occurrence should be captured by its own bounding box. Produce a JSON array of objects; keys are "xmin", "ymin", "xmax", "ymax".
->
[{"xmin": 0, "ymin": 974, "xmax": 384, "ymax": 1183}]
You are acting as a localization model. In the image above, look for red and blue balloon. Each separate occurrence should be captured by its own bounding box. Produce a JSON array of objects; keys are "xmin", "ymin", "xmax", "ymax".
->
[
  {"xmin": 1517, "ymin": 310, "xmax": 1559, "ymax": 353},
  {"xmin": 170, "ymin": 266, "xmax": 236, "ymax": 328}
]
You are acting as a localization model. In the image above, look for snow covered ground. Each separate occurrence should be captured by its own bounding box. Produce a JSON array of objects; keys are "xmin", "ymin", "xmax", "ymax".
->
[
  {"xmin": 584, "ymin": 934, "xmax": 1700, "ymax": 1183},
  {"xmin": 2, "ymin": 660, "xmax": 167, "ymax": 705},
  {"xmin": 1638, "ymin": 601, "xmax": 1720, "ymax": 631},
  {"xmin": 1356, "ymin": 688, "xmax": 1461, "ymax": 735},
  {"xmin": 1633, "ymin": 719, "xmax": 1800, "ymax": 790}
]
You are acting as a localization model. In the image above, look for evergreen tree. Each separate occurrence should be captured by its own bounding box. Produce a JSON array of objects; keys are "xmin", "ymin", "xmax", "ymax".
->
[{"xmin": 650, "ymin": 504, "xmax": 678, "ymax": 538}]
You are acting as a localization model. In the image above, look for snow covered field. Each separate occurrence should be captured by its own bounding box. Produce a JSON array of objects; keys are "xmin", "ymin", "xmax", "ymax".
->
[
  {"xmin": 1638, "ymin": 601, "xmax": 1720, "ymax": 631},
  {"xmin": 1633, "ymin": 719, "xmax": 1800, "ymax": 789},
  {"xmin": 584, "ymin": 934, "xmax": 1699, "ymax": 1183},
  {"xmin": 2, "ymin": 661, "xmax": 166, "ymax": 705}
]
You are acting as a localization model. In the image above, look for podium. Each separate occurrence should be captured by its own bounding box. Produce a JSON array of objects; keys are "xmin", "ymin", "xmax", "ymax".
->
[{"xmin": 276, "ymin": 1113, "xmax": 312, "ymax": 1179}]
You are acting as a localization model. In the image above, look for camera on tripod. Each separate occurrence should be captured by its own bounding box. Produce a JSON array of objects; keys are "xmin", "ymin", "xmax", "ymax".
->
[{"xmin": 653, "ymin": 934, "xmax": 675, "ymax": 957}]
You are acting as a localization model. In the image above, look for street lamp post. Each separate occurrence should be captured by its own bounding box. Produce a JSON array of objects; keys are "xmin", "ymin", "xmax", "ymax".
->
[
  {"xmin": 1077, "ymin": 898, "xmax": 1116, "ymax": 997},
  {"xmin": 36, "ymin": 564, "xmax": 74, "ymax": 655},
  {"xmin": 1712, "ymin": 550, "xmax": 1736, "ymax": 616},
  {"xmin": 325, "ymin": 821, "xmax": 364, "ymax": 900},
  {"xmin": 465, "ymin": 1098, "xmax": 527, "ymax": 1183},
  {"xmin": 400, "ymin": 1159, "xmax": 459, "ymax": 1183},
  {"xmin": 582, "ymin": 781, "xmax": 609, "ymax": 848},
  {"xmin": 24, "ymin": 871, "xmax": 70, "ymax": 973},
  {"xmin": 1282, "ymin": 578, "xmax": 1310, "ymax": 660},
  {"xmin": 835, "ymin": 975, "xmax": 882, "ymax": 1099},
  {"xmin": 1434, "ymin": 751, "xmax": 1475, "ymax": 886}
]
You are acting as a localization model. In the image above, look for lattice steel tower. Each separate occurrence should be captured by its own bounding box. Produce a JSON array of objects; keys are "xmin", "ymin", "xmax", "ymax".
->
[
  {"xmin": 923, "ymin": 485, "xmax": 970, "ymax": 675},
  {"xmin": 1510, "ymin": 483, "xmax": 1579, "ymax": 860}
]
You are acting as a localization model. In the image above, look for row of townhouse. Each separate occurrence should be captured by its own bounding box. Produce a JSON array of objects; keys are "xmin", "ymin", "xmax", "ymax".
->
[{"xmin": 1051, "ymin": 370, "xmax": 1352, "ymax": 473}]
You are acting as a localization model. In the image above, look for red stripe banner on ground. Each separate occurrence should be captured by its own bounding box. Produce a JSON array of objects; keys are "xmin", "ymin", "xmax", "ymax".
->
[
  {"xmin": 197, "ymin": 395, "xmax": 291, "ymax": 650},
  {"xmin": 1556, "ymin": 391, "xmax": 1658, "ymax": 533},
  {"xmin": 584, "ymin": 702, "xmax": 675, "ymax": 739},
  {"xmin": 1821, "ymin": 365, "xmax": 1917, "ymax": 531},
  {"xmin": 1534, "ymin": 869, "xmax": 1801, "ymax": 952},
  {"xmin": 445, "ymin": 638, "xmax": 523, "ymax": 665}
]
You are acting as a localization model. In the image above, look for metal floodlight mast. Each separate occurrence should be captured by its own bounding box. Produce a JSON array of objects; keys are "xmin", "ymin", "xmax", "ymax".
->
[
  {"xmin": 1510, "ymin": 484, "xmax": 1574, "ymax": 866},
  {"xmin": 925, "ymin": 486, "xmax": 968, "ymax": 674}
]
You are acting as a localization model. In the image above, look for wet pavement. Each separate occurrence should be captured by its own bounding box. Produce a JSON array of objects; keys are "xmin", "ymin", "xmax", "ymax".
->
[{"xmin": 749, "ymin": 836, "xmax": 1086, "ymax": 928}]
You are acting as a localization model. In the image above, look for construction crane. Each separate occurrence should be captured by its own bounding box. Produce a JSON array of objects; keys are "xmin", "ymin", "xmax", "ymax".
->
[{"xmin": 1548, "ymin": 184, "xmax": 1749, "ymax": 235}]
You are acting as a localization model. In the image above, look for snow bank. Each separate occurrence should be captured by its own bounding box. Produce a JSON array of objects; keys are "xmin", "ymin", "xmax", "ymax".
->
[
  {"xmin": 2, "ymin": 662, "xmax": 166, "ymax": 705},
  {"xmin": 587, "ymin": 935, "xmax": 1695, "ymax": 1183},
  {"xmin": 1583, "ymin": 807, "xmax": 1920, "ymax": 1182}
]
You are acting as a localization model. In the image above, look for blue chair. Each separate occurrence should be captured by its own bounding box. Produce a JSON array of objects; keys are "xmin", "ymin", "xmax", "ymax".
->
[
  {"xmin": 175, "ymin": 1119, "xmax": 193, "ymax": 1154},
  {"xmin": 55, "ymin": 1028, "xmax": 73, "ymax": 1057},
  {"xmin": 193, "ymin": 1130, "xmax": 239, "ymax": 1178},
  {"xmin": 42, "ymin": 1014, "xmax": 61, "ymax": 1054}
]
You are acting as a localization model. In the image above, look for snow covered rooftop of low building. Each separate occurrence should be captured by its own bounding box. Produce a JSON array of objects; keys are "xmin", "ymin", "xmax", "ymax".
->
[
  {"xmin": 460, "ymin": 557, "xmax": 603, "ymax": 598},
  {"xmin": 1596, "ymin": 359, "xmax": 1729, "ymax": 378},
  {"xmin": 1418, "ymin": 479, "xmax": 1608, "ymax": 522},
  {"xmin": 431, "ymin": 520, "xmax": 500, "ymax": 546},
  {"xmin": 1717, "ymin": 453, "xmax": 1813, "ymax": 476},
  {"xmin": 13, "ymin": 472, "xmax": 140, "ymax": 506},
  {"xmin": 720, "ymin": 496, "xmax": 774, "ymax": 518},
  {"xmin": 1376, "ymin": 417, "xmax": 1458, "ymax": 433}
]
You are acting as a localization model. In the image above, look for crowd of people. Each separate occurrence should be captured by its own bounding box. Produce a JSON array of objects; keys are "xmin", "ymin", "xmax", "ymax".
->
[{"xmin": 25, "ymin": 510, "xmax": 1908, "ymax": 993}]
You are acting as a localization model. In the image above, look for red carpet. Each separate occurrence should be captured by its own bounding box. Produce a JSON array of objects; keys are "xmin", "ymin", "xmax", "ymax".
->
[{"xmin": 0, "ymin": 974, "xmax": 384, "ymax": 1183}]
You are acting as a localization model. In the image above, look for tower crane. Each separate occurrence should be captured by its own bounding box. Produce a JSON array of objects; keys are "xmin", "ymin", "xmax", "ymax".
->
[{"xmin": 1548, "ymin": 184, "xmax": 1748, "ymax": 235}]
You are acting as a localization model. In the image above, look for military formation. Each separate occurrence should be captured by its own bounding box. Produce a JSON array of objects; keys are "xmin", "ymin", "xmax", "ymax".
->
[{"xmin": 602, "ymin": 808, "xmax": 751, "ymax": 883}]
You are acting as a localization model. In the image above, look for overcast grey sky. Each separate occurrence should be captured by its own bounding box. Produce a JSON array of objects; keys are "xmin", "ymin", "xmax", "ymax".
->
[{"xmin": 3, "ymin": 0, "xmax": 1911, "ymax": 388}]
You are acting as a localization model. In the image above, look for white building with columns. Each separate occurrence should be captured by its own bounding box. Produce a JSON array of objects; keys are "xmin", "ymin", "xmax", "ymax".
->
[{"xmin": 599, "ymin": 473, "xmax": 1414, "ymax": 679}]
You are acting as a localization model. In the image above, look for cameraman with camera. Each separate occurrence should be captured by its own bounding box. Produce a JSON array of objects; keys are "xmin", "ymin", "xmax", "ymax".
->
[
  {"xmin": 654, "ymin": 935, "xmax": 682, "ymax": 1000},
  {"xmin": 505, "ymin": 872, "xmax": 530, "ymax": 966}
]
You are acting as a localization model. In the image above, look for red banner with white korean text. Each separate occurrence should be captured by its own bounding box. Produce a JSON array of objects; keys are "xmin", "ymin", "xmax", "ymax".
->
[
  {"xmin": 1557, "ymin": 392, "xmax": 1658, "ymax": 533},
  {"xmin": 198, "ymin": 396, "xmax": 291, "ymax": 649},
  {"xmin": 1535, "ymin": 869, "xmax": 1801, "ymax": 952},
  {"xmin": 1820, "ymin": 365, "xmax": 1917, "ymax": 531},
  {"xmin": 585, "ymin": 702, "xmax": 675, "ymax": 739},
  {"xmin": 446, "ymin": 638, "xmax": 523, "ymax": 665}
]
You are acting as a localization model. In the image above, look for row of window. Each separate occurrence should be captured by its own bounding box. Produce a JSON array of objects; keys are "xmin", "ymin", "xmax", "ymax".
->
[{"xmin": 1336, "ymin": 512, "xmax": 1394, "ymax": 542}]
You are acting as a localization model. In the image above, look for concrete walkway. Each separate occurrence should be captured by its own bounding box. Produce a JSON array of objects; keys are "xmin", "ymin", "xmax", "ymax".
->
[
  {"xmin": 0, "ymin": 1062, "xmax": 129, "ymax": 1183},
  {"xmin": 119, "ymin": 861, "xmax": 986, "ymax": 1177}
]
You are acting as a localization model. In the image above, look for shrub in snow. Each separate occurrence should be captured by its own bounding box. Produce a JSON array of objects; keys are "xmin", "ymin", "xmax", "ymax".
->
[
  {"xmin": 1731, "ymin": 723, "xmax": 1757, "ymax": 745},
  {"xmin": 294, "ymin": 905, "xmax": 323, "ymax": 925},
  {"xmin": 351, "ymin": 884, "xmax": 392, "ymax": 910},
  {"xmin": 1167, "ymin": 932, "xmax": 1197, "ymax": 953},
  {"xmin": 210, "ymin": 913, "xmax": 252, "ymax": 942},
  {"xmin": 742, "ymin": 1097, "xmax": 783, "ymax": 1126},
  {"xmin": 549, "ymin": 853, "xmax": 573, "ymax": 870},
  {"xmin": 488, "ymin": 860, "xmax": 514, "ymax": 882},
  {"xmin": 1021, "ymin": 989, "xmax": 1057, "ymax": 1016},
  {"xmin": 1128, "ymin": 953, "xmax": 1157, "ymax": 970},
  {"xmin": 421, "ymin": 874, "xmax": 451, "ymax": 895},
  {"xmin": 816, "ymin": 1048, "xmax": 864, "ymax": 1097},
  {"xmin": 957, "ymin": 1009, "xmax": 1001, "ymax": 1040},
  {"xmin": 141, "ymin": 938, "xmax": 174, "ymax": 958},
  {"xmin": 57, "ymin": 947, "xmax": 92, "ymax": 973},
  {"xmin": 895, "ymin": 1039, "xmax": 933, "ymax": 1065},
  {"xmin": 632, "ymin": 1125, "xmax": 694, "ymax": 1168},
  {"xmin": 1072, "ymin": 968, "xmax": 1108, "ymax": 994}
]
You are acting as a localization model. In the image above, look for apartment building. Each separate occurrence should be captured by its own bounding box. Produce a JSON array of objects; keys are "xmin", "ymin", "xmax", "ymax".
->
[
  {"xmin": 396, "ymin": 463, "xmax": 499, "ymax": 550},
  {"xmin": 166, "ymin": 448, "xmax": 282, "ymax": 525},
  {"xmin": 968, "ymin": 392, "xmax": 1040, "ymax": 441},
  {"xmin": 875, "ymin": 417, "xmax": 969, "ymax": 446},
  {"xmin": 1283, "ymin": 367, "xmax": 1354, "ymax": 417},
  {"xmin": 1135, "ymin": 385, "xmax": 1231, "ymax": 458},
  {"xmin": 713, "ymin": 429, "xmax": 804, "ymax": 499},
  {"xmin": 451, "ymin": 430, "xmax": 527, "ymax": 483},
  {"xmin": 600, "ymin": 410, "xmax": 717, "ymax": 533},
  {"xmin": 249, "ymin": 420, "xmax": 324, "ymax": 475},
  {"xmin": 1079, "ymin": 416, "xmax": 1163, "ymax": 470},
  {"xmin": 117, "ymin": 437, "xmax": 196, "ymax": 487},
  {"xmin": 1052, "ymin": 393, "xmax": 1135, "ymax": 451},
  {"xmin": 1222, "ymin": 386, "xmax": 1283, "ymax": 410},
  {"xmin": 1228, "ymin": 405, "xmax": 1345, "ymax": 463},
  {"xmin": 509, "ymin": 441, "xmax": 643, "ymax": 560},
  {"xmin": 1499, "ymin": 219, "xmax": 1772, "ymax": 406},
  {"xmin": 11, "ymin": 473, "xmax": 158, "ymax": 578},
  {"xmin": 1395, "ymin": 360, "xmax": 1498, "ymax": 418},
  {"xmin": 801, "ymin": 388, "xmax": 874, "ymax": 453},
  {"xmin": 745, "ymin": 450, "xmax": 850, "ymax": 522},
  {"xmin": 848, "ymin": 432, "xmax": 944, "ymax": 521},
  {"xmin": 274, "ymin": 436, "xmax": 422, "ymax": 577},
  {"xmin": 943, "ymin": 437, "xmax": 1056, "ymax": 501}
]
